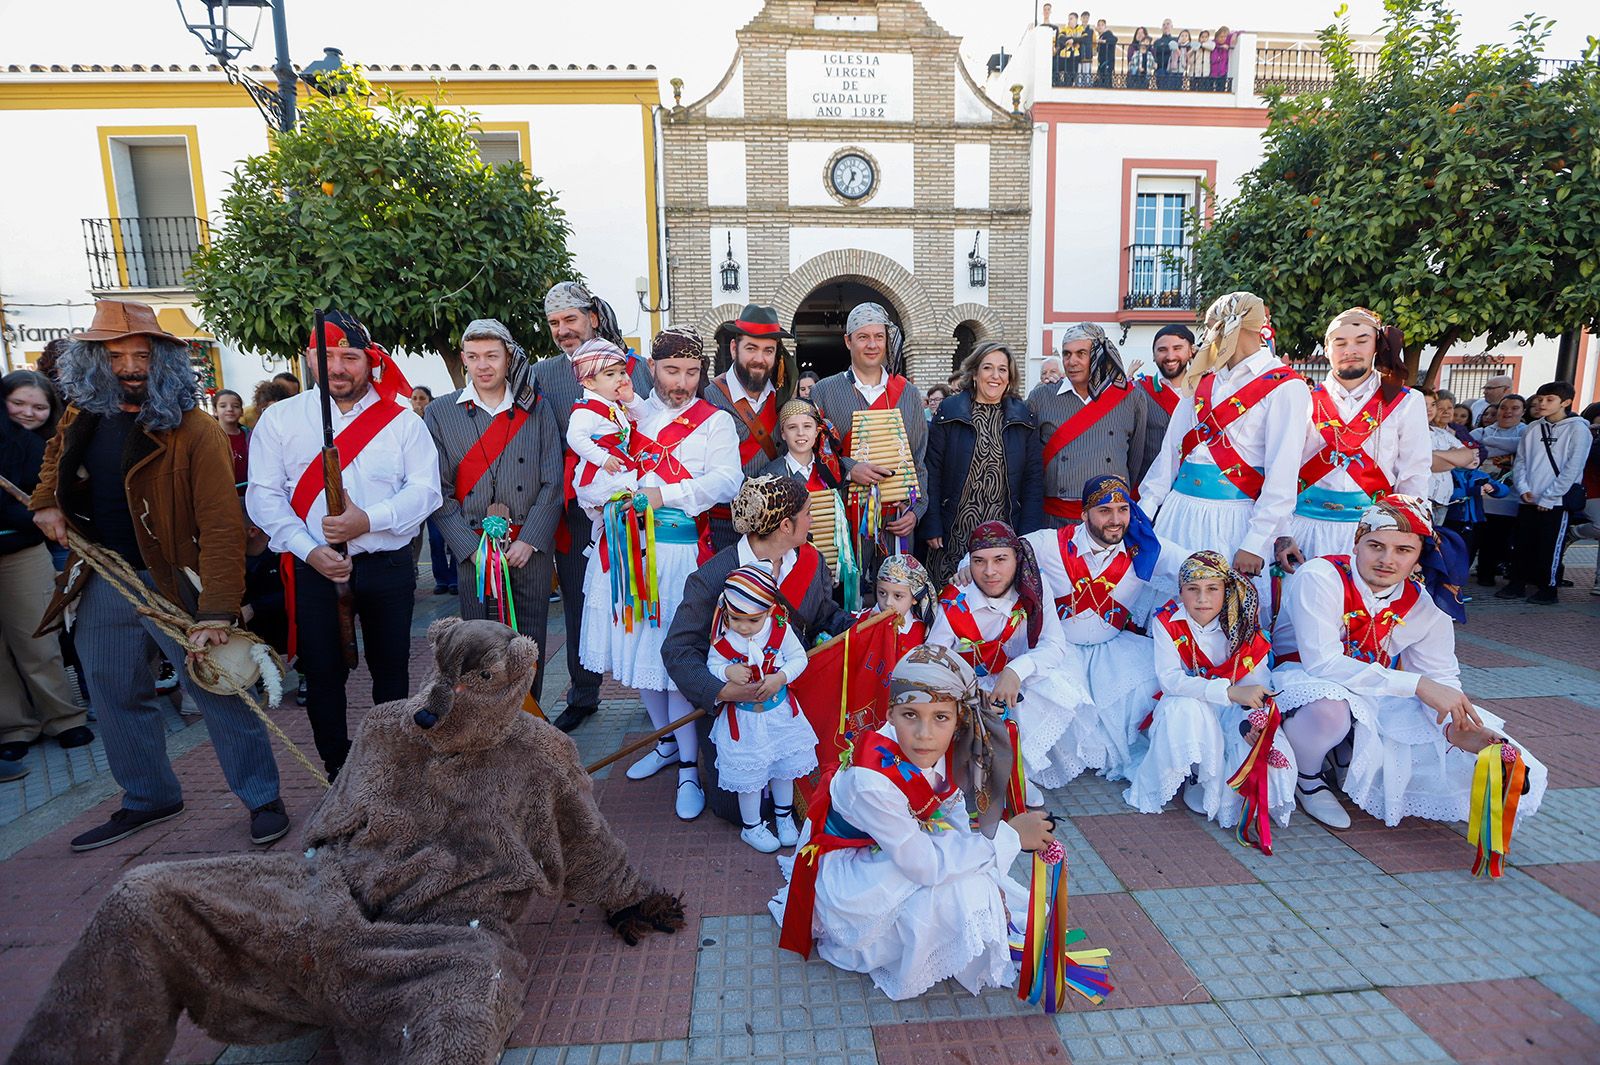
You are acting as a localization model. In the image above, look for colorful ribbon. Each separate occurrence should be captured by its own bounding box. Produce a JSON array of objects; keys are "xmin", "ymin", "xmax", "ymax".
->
[
  {"xmin": 471, "ymin": 514, "xmax": 519, "ymax": 631},
  {"xmin": 1468, "ymin": 742, "xmax": 1526, "ymax": 879},
  {"xmin": 1013, "ymin": 841, "xmax": 1113, "ymax": 1011},
  {"xmin": 1226, "ymin": 699, "xmax": 1286, "ymax": 856},
  {"xmin": 601, "ymin": 492, "xmax": 660, "ymax": 631}
]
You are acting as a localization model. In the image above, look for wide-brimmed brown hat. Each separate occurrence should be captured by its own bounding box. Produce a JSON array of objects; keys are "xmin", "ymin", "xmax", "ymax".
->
[{"xmin": 78, "ymin": 299, "xmax": 182, "ymax": 343}]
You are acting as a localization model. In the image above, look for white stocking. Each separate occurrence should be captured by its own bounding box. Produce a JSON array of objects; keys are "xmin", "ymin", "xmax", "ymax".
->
[
  {"xmin": 737, "ymin": 790, "xmax": 763, "ymax": 829},
  {"xmin": 638, "ymin": 689, "xmax": 678, "ymax": 759},
  {"xmin": 665, "ymin": 690, "xmax": 700, "ymax": 783},
  {"xmin": 770, "ymin": 778, "xmax": 794, "ymax": 813},
  {"xmin": 1281, "ymin": 698, "xmax": 1353, "ymax": 784}
]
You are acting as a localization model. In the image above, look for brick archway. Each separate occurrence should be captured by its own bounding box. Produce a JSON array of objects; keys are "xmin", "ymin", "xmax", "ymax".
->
[
  {"xmin": 772, "ymin": 250, "xmax": 941, "ymax": 382},
  {"xmin": 693, "ymin": 302, "xmax": 749, "ymax": 344},
  {"xmin": 937, "ymin": 302, "xmax": 1006, "ymax": 344}
]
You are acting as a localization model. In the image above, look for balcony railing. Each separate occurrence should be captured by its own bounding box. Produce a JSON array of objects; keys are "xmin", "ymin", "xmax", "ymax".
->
[
  {"xmin": 1254, "ymin": 47, "xmax": 1585, "ymax": 95},
  {"xmin": 83, "ymin": 216, "xmax": 208, "ymax": 291},
  {"xmin": 1124, "ymin": 243, "xmax": 1200, "ymax": 311},
  {"xmin": 1049, "ymin": 42, "xmax": 1233, "ymax": 93}
]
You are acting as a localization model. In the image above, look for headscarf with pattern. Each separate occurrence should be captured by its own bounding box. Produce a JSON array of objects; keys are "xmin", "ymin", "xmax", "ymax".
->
[
  {"xmin": 1354, "ymin": 494, "xmax": 1468, "ymax": 622},
  {"xmin": 1186, "ymin": 291, "xmax": 1268, "ymax": 392},
  {"xmin": 1081, "ymin": 474, "xmax": 1160, "ymax": 580},
  {"xmin": 544, "ymin": 280, "xmax": 626, "ymax": 349},
  {"xmin": 1058, "ymin": 323, "xmax": 1129, "ymax": 399},
  {"xmin": 1324, "ymin": 306, "xmax": 1406, "ymax": 402},
  {"xmin": 1177, "ymin": 550, "xmax": 1261, "ymax": 660},
  {"xmin": 651, "ymin": 326, "xmax": 707, "ymax": 378},
  {"xmin": 712, "ymin": 564, "xmax": 780, "ymax": 639},
  {"xmin": 888, "ymin": 644, "xmax": 1014, "ymax": 837},
  {"xmin": 966, "ymin": 520, "xmax": 1045, "ymax": 648},
  {"xmin": 845, "ymin": 302, "xmax": 905, "ymax": 377},
  {"xmin": 730, "ymin": 474, "xmax": 809, "ymax": 537},
  {"xmin": 877, "ymin": 553, "xmax": 935, "ymax": 627},
  {"xmin": 460, "ymin": 317, "xmax": 536, "ymax": 411},
  {"xmin": 569, "ymin": 337, "xmax": 628, "ymax": 382}
]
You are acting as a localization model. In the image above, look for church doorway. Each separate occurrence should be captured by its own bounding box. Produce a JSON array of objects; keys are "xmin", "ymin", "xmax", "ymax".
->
[{"xmin": 791, "ymin": 280, "xmax": 902, "ymax": 378}]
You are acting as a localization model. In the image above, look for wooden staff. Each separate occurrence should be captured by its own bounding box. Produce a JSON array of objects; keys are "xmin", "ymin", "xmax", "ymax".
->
[
  {"xmin": 586, "ymin": 708, "xmax": 706, "ymax": 774},
  {"xmin": 316, "ymin": 309, "xmax": 360, "ymax": 668}
]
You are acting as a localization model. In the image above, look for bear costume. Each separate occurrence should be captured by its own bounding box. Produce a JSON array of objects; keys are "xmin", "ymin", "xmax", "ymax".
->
[{"xmin": 10, "ymin": 618, "xmax": 683, "ymax": 1065}]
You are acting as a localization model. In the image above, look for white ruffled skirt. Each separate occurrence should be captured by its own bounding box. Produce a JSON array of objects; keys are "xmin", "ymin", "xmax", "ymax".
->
[
  {"xmin": 1122, "ymin": 695, "xmax": 1298, "ymax": 827},
  {"xmin": 993, "ymin": 658, "xmax": 1094, "ymax": 790},
  {"xmin": 708, "ymin": 694, "xmax": 820, "ymax": 793},
  {"xmin": 1275, "ymin": 667, "xmax": 1548, "ymax": 827},
  {"xmin": 1284, "ymin": 513, "xmax": 1359, "ymax": 563},
  {"xmin": 1068, "ymin": 632, "xmax": 1162, "ymax": 782},
  {"xmin": 579, "ymin": 539, "xmax": 698, "ymax": 692}
]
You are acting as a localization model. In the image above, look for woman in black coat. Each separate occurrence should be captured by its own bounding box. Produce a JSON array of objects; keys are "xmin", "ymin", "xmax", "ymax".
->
[{"xmin": 920, "ymin": 341, "xmax": 1044, "ymax": 584}]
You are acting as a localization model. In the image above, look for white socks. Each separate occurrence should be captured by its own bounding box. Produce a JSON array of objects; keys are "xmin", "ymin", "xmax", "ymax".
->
[
  {"xmin": 641, "ymin": 688, "xmax": 699, "ymax": 785},
  {"xmin": 1280, "ymin": 698, "xmax": 1353, "ymax": 785}
]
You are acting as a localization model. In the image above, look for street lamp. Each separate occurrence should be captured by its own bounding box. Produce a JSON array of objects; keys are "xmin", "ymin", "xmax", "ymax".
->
[
  {"xmin": 719, "ymin": 232, "xmax": 741, "ymax": 293},
  {"xmin": 174, "ymin": 0, "xmax": 298, "ymax": 131},
  {"xmin": 967, "ymin": 231, "xmax": 988, "ymax": 288}
]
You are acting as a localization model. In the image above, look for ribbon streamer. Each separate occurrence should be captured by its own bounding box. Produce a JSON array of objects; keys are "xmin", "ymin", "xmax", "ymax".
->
[
  {"xmin": 1467, "ymin": 742, "xmax": 1526, "ymax": 879},
  {"xmin": 472, "ymin": 514, "xmax": 519, "ymax": 631},
  {"xmin": 1226, "ymin": 699, "xmax": 1285, "ymax": 856},
  {"xmin": 1012, "ymin": 843, "xmax": 1113, "ymax": 1011}
]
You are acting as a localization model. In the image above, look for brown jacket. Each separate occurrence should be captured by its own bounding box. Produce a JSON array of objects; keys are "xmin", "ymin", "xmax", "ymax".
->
[{"xmin": 31, "ymin": 405, "xmax": 245, "ymax": 622}]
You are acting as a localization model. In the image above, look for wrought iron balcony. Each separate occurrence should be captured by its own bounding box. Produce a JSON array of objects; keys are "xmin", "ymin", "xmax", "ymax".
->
[
  {"xmin": 1048, "ymin": 38, "xmax": 1233, "ymax": 93},
  {"xmin": 1254, "ymin": 47, "xmax": 1583, "ymax": 95},
  {"xmin": 1123, "ymin": 243, "xmax": 1199, "ymax": 311},
  {"xmin": 83, "ymin": 216, "xmax": 209, "ymax": 291}
]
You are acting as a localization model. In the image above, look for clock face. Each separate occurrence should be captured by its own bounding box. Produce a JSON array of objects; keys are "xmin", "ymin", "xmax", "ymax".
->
[{"xmin": 830, "ymin": 153, "xmax": 875, "ymax": 200}]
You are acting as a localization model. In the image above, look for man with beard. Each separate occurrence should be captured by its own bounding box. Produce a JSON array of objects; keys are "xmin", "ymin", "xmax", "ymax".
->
[
  {"xmin": 247, "ymin": 310, "xmax": 441, "ymax": 780},
  {"xmin": 533, "ymin": 281, "xmax": 654, "ymax": 732},
  {"xmin": 31, "ymin": 300, "xmax": 287, "ymax": 850},
  {"xmin": 1134, "ymin": 325, "xmax": 1194, "ymax": 475},
  {"xmin": 576, "ymin": 328, "xmax": 741, "ymax": 821},
  {"xmin": 1274, "ymin": 308, "xmax": 1430, "ymax": 568},
  {"xmin": 424, "ymin": 318, "xmax": 564, "ymax": 701},
  {"xmin": 705, "ymin": 304, "xmax": 794, "ymax": 550},
  {"xmin": 1027, "ymin": 324, "xmax": 1147, "ymax": 527}
]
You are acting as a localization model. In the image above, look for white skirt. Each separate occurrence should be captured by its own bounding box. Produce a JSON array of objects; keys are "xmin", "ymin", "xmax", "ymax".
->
[
  {"xmin": 1071, "ymin": 632, "xmax": 1162, "ymax": 782},
  {"xmin": 1123, "ymin": 695, "xmax": 1298, "ymax": 827},
  {"xmin": 1284, "ymin": 513, "xmax": 1358, "ymax": 563},
  {"xmin": 992, "ymin": 655, "xmax": 1094, "ymax": 789},
  {"xmin": 579, "ymin": 539, "xmax": 698, "ymax": 692},
  {"xmin": 708, "ymin": 694, "xmax": 820, "ymax": 794},
  {"xmin": 768, "ymin": 795, "xmax": 1026, "ymax": 1001},
  {"xmin": 1275, "ymin": 667, "xmax": 1548, "ymax": 827}
]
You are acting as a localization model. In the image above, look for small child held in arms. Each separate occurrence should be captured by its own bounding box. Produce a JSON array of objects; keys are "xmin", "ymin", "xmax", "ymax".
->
[
  {"xmin": 706, "ymin": 565, "xmax": 818, "ymax": 854},
  {"xmin": 760, "ymin": 399, "xmax": 841, "ymax": 491},
  {"xmin": 565, "ymin": 337, "xmax": 649, "ymax": 522},
  {"xmin": 1125, "ymin": 551, "xmax": 1297, "ymax": 831},
  {"xmin": 856, "ymin": 554, "xmax": 936, "ymax": 666}
]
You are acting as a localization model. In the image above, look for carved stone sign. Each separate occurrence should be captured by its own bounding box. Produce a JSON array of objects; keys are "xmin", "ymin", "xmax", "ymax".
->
[{"xmin": 786, "ymin": 49, "xmax": 913, "ymax": 121}]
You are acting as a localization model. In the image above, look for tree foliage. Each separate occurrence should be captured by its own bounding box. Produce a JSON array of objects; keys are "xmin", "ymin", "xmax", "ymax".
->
[
  {"xmin": 1192, "ymin": 0, "xmax": 1600, "ymax": 382},
  {"xmin": 191, "ymin": 68, "xmax": 576, "ymax": 379}
]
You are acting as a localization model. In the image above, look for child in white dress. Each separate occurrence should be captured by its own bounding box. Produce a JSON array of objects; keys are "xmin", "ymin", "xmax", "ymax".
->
[
  {"xmin": 706, "ymin": 565, "xmax": 818, "ymax": 853},
  {"xmin": 563, "ymin": 337, "xmax": 650, "ymax": 526},
  {"xmin": 772, "ymin": 645, "xmax": 1054, "ymax": 1001}
]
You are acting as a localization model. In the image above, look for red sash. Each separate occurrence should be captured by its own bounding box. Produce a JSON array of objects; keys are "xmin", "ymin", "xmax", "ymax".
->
[
  {"xmin": 777, "ymin": 543, "xmax": 825, "ymax": 616},
  {"xmin": 838, "ymin": 374, "xmax": 909, "ymax": 454},
  {"xmin": 1042, "ymin": 382, "xmax": 1134, "ymax": 468},
  {"xmin": 715, "ymin": 378, "xmax": 781, "ymax": 467},
  {"xmin": 568, "ymin": 399, "xmax": 634, "ymax": 490},
  {"xmin": 1296, "ymin": 384, "xmax": 1408, "ymax": 499},
  {"xmin": 1138, "ymin": 375, "xmax": 1180, "ymax": 416},
  {"xmin": 1152, "ymin": 599, "xmax": 1270, "ymax": 681},
  {"xmin": 938, "ymin": 586, "xmax": 1024, "ymax": 677},
  {"xmin": 1326, "ymin": 555, "xmax": 1421, "ymax": 666},
  {"xmin": 1178, "ymin": 368, "xmax": 1300, "ymax": 500},
  {"xmin": 282, "ymin": 394, "xmax": 406, "ymax": 659},
  {"xmin": 628, "ymin": 399, "xmax": 722, "ymax": 562},
  {"xmin": 454, "ymin": 406, "xmax": 530, "ymax": 503},
  {"xmin": 779, "ymin": 734, "xmax": 956, "ymax": 958},
  {"xmin": 1053, "ymin": 527, "xmax": 1134, "ymax": 631},
  {"xmin": 1043, "ymin": 497, "xmax": 1082, "ymax": 522},
  {"xmin": 714, "ymin": 614, "xmax": 795, "ymax": 741},
  {"xmin": 850, "ymin": 610, "xmax": 927, "ymax": 664}
]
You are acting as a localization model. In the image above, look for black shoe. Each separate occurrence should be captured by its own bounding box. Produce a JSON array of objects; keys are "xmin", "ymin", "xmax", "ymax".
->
[
  {"xmin": 249, "ymin": 799, "xmax": 290, "ymax": 845},
  {"xmin": 1558, "ymin": 578, "xmax": 1574, "ymax": 588},
  {"xmin": 294, "ymin": 676, "xmax": 308, "ymax": 707},
  {"xmin": 1527, "ymin": 588, "xmax": 1559, "ymax": 605},
  {"xmin": 551, "ymin": 705, "xmax": 597, "ymax": 734},
  {"xmin": 70, "ymin": 802, "xmax": 184, "ymax": 852},
  {"xmin": 1475, "ymin": 574, "xmax": 1498, "ymax": 588},
  {"xmin": 432, "ymin": 584, "xmax": 452, "ymax": 595},
  {"xmin": 1494, "ymin": 584, "xmax": 1527, "ymax": 600},
  {"xmin": 0, "ymin": 741, "xmax": 27, "ymax": 762},
  {"xmin": 0, "ymin": 761, "xmax": 27, "ymax": 783},
  {"xmin": 55, "ymin": 726, "xmax": 95, "ymax": 750}
]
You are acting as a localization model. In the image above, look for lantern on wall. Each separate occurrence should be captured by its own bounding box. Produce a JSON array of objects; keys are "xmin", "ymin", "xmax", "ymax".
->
[
  {"xmin": 719, "ymin": 232, "xmax": 742, "ymax": 293},
  {"xmin": 967, "ymin": 231, "xmax": 988, "ymax": 288}
]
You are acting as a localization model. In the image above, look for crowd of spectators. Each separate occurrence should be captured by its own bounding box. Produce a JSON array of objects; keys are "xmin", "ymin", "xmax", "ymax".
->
[{"xmin": 1040, "ymin": 6, "xmax": 1238, "ymax": 88}]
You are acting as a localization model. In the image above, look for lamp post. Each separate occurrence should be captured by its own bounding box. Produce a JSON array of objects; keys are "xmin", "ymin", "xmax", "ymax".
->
[
  {"xmin": 967, "ymin": 231, "xmax": 988, "ymax": 288},
  {"xmin": 719, "ymin": 232, "xmax": 741, "ymax": 293},
  {"xmin": 175, "ymin": 0, "xmax": 298, "ymax": 131}
]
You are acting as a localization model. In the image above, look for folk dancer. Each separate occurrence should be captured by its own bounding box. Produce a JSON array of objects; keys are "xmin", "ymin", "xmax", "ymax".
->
[
  {"xmin": 706, "ymin": 304, "xmax": 795, "ymax": 550},
  {"xmin": 856, "ymin": 553, "xmax": 936, "ymax": 666}
]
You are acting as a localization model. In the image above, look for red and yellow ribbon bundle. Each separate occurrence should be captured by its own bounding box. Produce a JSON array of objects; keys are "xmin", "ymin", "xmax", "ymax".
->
[
  {"xmin": 1468, "ymin": 741, "xmax": 1527, "ymax": 879},
  {"xmin": 1227, "ymin": 698, "xmax": 1290, "ymax": 856},
  {"xmin": 601, "ymin": 491, "xmax": 660, "ymax": 632},
  {"xmin": 1013, "ymin": 839, "xmax": 1113, "ymax": 1011}
]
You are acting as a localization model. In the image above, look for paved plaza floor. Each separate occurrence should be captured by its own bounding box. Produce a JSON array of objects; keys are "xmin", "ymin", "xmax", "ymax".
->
[{"xmin": 2, "ymin": 548, "xmax": 1598, "ymax": 1064}]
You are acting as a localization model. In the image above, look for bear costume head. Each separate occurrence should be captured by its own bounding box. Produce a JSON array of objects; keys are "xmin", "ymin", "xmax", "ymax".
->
[{"xmin": 411, "ymin": 617, "xmax": 538, "ymax": 749}]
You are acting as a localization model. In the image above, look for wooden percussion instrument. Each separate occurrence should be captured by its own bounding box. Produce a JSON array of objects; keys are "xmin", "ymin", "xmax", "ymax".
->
[{"xmin": 847, "ymin": 408, "xmax": 916, "ymax": 507}]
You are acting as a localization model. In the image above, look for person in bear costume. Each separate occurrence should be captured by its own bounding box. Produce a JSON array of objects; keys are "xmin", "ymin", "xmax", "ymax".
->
[{"xmin": 11, "ymin": 618, "xmax": 684, "ymax": 1065}]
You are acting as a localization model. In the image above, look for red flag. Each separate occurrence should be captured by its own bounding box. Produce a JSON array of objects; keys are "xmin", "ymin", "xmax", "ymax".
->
[{"xmin": 789, "ymin": 611, "xmax": 899, "ymax": 803}]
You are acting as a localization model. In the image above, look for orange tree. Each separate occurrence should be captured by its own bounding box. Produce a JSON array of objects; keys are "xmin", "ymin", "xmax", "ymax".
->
[
  {"xmin": 190, "ymin": 67, "xmax": 575, "ymax": 380},
  {"xmin": 1192, "ymin": 0, "xmax": 1600, "ymax": 382}
]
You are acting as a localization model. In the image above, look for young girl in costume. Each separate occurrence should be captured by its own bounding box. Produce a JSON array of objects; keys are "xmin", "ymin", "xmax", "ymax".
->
[
  {"xmin": 1124, "ymin": 551, "xmax": 1297, "ymax": 830},
  {"xmin": 856, "ymin": 553, "xmax": 935, "ymax": 665},
  {"xmin": 772, "ymin": 645, "xmax": 1054, "ymax": 1001},
  {"xmin": 707, "ymin": 565, "xmax": 818, "ymax": 853},
  {"xmin": 565, "ymin": 337, "xmax": 650, "ymax": 527}
]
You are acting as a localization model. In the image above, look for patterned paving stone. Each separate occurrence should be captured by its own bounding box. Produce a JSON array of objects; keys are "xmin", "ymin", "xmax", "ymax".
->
[
  {"xmin": 1540, "ymin": 972, "xmax": 1600, "ymax": 1025},
  {"xmin": 1385, "ymin": 978, "xmax": 1600, "ymax": 1065},
  {"xmin": 1444, "ymin": 787, "xmax": 1600, "ymax": 866},
  {"xmin": 1051, "ymin": 893, "xmax": 1208, "ymax": 1012},
  {"xmin": 1273, "ymin": 874, "xmax": 1517, "ymax": 987},
  {"xmin": 1035, "ymin": 816, "xmax": 1123, "ymax": 896},
  {"xmin": 1076, "ymin": 813, "xmax": 1253, "ymax": 891},
  {"xmin": 1335, "ymin": 807, "xmax": 1478, "ymax": 874},
  {"xmin": 1525, "ymin": 729, "xmax": 1600, "ymax": 790},
  {"xmin": 567, "ymin": 704, "xmax": 651, "ymax": 781},
  {"xmin": 1524, "ymin": 862, "xmax": 1600, "ymax": 918},
  {"xmin": 1218, "ymin": 990, "xmax": 1451, "ymax": 1063},
  {"xmin": 1194, "ymin": 812, "xmax": 1384, "ymax": 883},
  {"xmin": 1458, "ymin": 665, "xmax": 1600, "ymax": 701},
  {"xmin": 1475, "ymin": 697, "xmax": 1600, "ymax": 739},
  {"xmin": 214, "ymin": 1033, "xmax": 326, "ymax": 1063},
  {"xmin": 1049, "ymin": 774, "xmax": 1130, "ymax": 818},
  {"xmin": 1395, "ymin": 869, "xmax": 1600, "ymax": 979},
  {"xmin": 872, "ymin": 1015, "xmax": 1067, "ymax": 1064},
  {"xmin": 1454, "ymin": 642, "xmax": 1537, "ymax": 668},
  {"xmin": 1052, "ymin": 1002, "xmax": 1264, "ymax": 1065},
  {"xmin": 523, "ymin": 1041, "xmax": 688, "ymax": 1064},
  {"xmin": 691, "ymin": 914, "xmax": 879, "ymax": 1035},
  {"xmin": 1134, "ymin": 884, "xmax": 1371, "ymax": 1001}
]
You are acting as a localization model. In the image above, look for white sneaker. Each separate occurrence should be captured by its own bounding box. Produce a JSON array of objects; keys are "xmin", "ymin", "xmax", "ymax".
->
[
  {"xmin": 1295, "ymin": 783, "xmax": 1351, "ymax": 830},
  {"xmin": 1182, "ymin": 782, "xmax": 1208, "ymax": 815},
  {"xmin": 740, "ymin": 823, "xmax": 781, "ymax": 853},
  {"xmin": 675, "ymin": 779, "xmax": 705, "ymax": 821},
  {"xmin": 626, "ymin": 744, "xmax": 679, "ymax": 781},
  {"xmin": 775, "ymin": 812, "xmax": 800, "ymax": 848}
]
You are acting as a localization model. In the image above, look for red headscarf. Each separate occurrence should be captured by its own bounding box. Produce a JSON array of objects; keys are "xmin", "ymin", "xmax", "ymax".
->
[
  {"xmin": 966, "ymin": 521, "xmax": 1046, "ymax": 648},
  {"xmin": 306, "ymin": 309, "xmax": 411, "ymax": 404}
]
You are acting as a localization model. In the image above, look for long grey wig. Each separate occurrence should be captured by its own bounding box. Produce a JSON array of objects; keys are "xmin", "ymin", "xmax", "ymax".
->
[{"xmin": 56, "ymin": 338, "xmax": 199, "ymax": 431}]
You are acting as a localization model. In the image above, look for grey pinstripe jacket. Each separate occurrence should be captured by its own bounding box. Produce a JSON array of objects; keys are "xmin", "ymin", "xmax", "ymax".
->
[
  {"xmin": 809, "ymin": 370, "xmax": 929, "ymax": 519},
  {"xmin": 423, "ymin": 392, "xmax": 564, "ymax": 561}
]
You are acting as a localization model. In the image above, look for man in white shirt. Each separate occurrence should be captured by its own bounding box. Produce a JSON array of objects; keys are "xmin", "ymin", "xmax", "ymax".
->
[
  {"xmin": 1500, "ymin": 380, "xmax": 1590, "ymax": 604},
  {"xmin": 246, "ymin": 310, "xmax": 442, "ymax": 778},
  {"xmin": 1275, "ymin": 308, "xmax": 1431, "ymax": 566},
  {"xmin": 705, "ymin": 304, "xmax": 793, "ymax": 550},
  {"xmin": 1272, "ymin": 496, "xmax": 1546, "ymax": 830}
]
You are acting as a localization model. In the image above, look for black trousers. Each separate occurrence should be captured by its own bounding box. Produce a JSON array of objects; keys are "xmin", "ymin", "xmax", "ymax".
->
[
  {"xmin": 454, "ymin": 548, "xmax": 553, "ymax": 704},
  {"xmin": 1513, "ymin": 504, "xmax": 1570, "ymax": 591},
  {"xmin": 554, "ymin": 502, "xmax": 601, "ymax": 713},
  {"xmin": 1476, "ymin": 512, "xmax": 1517, "ymax": 580},
  {"xmin": 294, "ymin": 549, "xmax": 416, "ymax": 774}
]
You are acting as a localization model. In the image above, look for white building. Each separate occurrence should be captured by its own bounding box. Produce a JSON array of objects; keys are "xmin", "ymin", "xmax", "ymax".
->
[{"xmin": 0, "ymin": 62, "xmax": 663, "ymax": 397}]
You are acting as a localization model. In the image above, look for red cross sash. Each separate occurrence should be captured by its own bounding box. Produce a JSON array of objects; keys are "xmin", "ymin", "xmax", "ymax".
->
[
  {"xmin": 938, "ymin": 586, "xmax": 1024, "ymax": 677},
  {"xmin": 776, "ymin": 543, "xmax": 825, "ymax": 618},
  {"xmin": 628, "ymin": 399, "xmax": 722, "ymax": 562},
  {"xmin": 454, "ymin": 406, "xmax": 531, "ymax": 503},
  {"xmin": 714, "ymin": 613, "xmax": 796, "ymax": 741},
  {"xmin": 1178, "ymin": 368, "xmax": 1300, "ymax": 500},
  {"xmin": 1326, "ymin": 555, "xmax": 1421, "ymax": 666},
  {"xmin": 1138, "ymin": 375, "xmax": 1180, "ymax": 416},
  {"xmin": 1042, "ymin": 382, "xmax": 1134, "ymax": 468},
  {"xmin": 1152, "ymin": 599, "xmax": 1271, "ymax": 681},
  {"xmin": 1053, "ymin": 526, "xmax": 1134, "ymax": 631},
  {"xmin": 1296, "ymin": 384, "xmax": 1408, "ymax": 499}
]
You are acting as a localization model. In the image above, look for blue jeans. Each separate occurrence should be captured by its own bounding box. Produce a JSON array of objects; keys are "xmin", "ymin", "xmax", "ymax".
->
[{"xmin": 427, "ymin": 518, "xmax": 454, "ymax": 588}]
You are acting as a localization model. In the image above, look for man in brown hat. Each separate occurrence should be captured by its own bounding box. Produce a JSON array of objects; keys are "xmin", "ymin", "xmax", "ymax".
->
[
  {"xmin": 705, "ymin": 304, "xmax": 796, "ymax": 550},
  {"xmin": 31, "ymin": 299, "xmax": 287, "ymax": 851}
]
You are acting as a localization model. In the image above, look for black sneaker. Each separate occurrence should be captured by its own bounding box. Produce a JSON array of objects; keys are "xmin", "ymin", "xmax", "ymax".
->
[
  {"xmin": 70, "ymin": 803, "xmax": 184, "ymax": 852},
  {"xmin": 294, "ymin": 676, "xmax": 308, "ymax": 707},
  {"xmin": 0, "ymin": 761, "xmax": 27, "ymax": 783},
  {"xmin": 1527, "ymin": 588, "xmax": 1559, "ymax": 605},
  {"xmin": 55, "ymin": 726, "xmax": 95, "ymax": 750},
  {"xmin": 249, "ymin": 799, "xmax": 290, "ymax": 845},
  {"xmin": 551, "ymin": 705, "xmax": 596, "ymax": 734},
  {"xmin": 1494, "ymin": 584, "xmax": 1527, "ymax": 600},
  {"xmin": 0, "ymin": 741, "xmax": 27, "ymax": 762}
]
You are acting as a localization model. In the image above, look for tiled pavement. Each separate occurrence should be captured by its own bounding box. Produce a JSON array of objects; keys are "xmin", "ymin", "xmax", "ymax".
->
[{"xmin": 1, "ymin": 551, "xmax": 1598, "ymax": 1063}]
